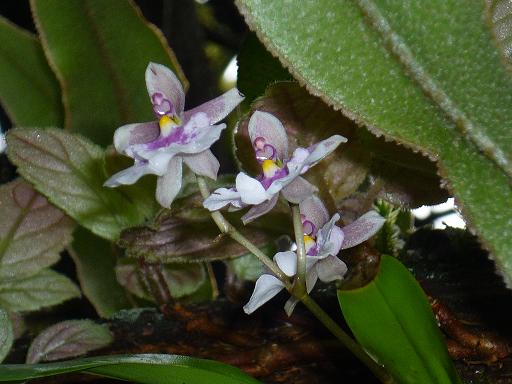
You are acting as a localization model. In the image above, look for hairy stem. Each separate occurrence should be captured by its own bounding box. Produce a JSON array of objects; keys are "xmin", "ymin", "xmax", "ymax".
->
[{"xmin": 291, "ymin": 204, "xmax": 307, "ymax": 297}]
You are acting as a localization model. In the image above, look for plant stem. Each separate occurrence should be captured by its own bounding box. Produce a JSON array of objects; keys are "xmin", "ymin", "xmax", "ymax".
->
[
  {"xmin": 291, "ymin": 204, "xmax": 307, "ymax": 297},
  {"xmin": 300, "ymin": 294, "xmax": 393, "ymax": 383}
]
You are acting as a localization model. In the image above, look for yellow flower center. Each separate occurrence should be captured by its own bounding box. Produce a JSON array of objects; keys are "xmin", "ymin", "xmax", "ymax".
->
[
  {"xmin": 159, "ymin": 114, "xmax": 182, "ymax": 136},
  {"xmin": 262, "ymin": 159, "xmax": 281, "ymax": 178},
  {"xmin": 303, "ymin": 234, "xmax": 316, "ymax": 253}
]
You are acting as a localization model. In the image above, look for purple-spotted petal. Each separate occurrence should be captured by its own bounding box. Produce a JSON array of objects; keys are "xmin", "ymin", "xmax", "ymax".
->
[
  {"xmin": 203, "ymin": 188, "xmax": 242, "ymax": 211},
  {"xmin": 241, "ymin": 194, "xmax": 278, "ymax": 224},
  {"xmin": 342, "ymin": 211, "xmax": 385, "ymax": 249},
  {"xmin": 113, "ymin": 122, "xmax": 159, "ymax": 153},
  {"xmin": 274, "ymin": 251, "xmax": 297, "ymax": 277},
  {"xmin": 155, "ymin": 156, "xmax": 183, "ymax": 208},
  {"xmin": 299, "ymin": 196, "xmax": 330, "ymax": 231},
  {"xmin": 305, "ymin": 265, "xmax": 319, "ymax": 293},
  {"xmin": 288, "ymin": 135, "xmax": 347, "ymax": 174},
  {"xmin": 168, "ymin": 120, "xmax": 227, "ymax": 155},
  {"xmin": 248, "ymin": 111, "xmax": 289, "ymax": 161},
  {"xmin": 316, "ymin": 255, "xmax": 347, "ymax": 283},
  {"xmin": 243, "ymin": 274, "xmax": 285, "ymax": 314},
  {"xmin": 182, "ymin": 150, "xmax": 219, "ymax": 179},
  {"xmin": 281, "ymin": 176, "xmax": 318, "ymax": 204},
  {"xmin": 236, "ymin": 173, "xmax": 268, "ymax": 205},
  {"xmin": 316, "ymin": 214, "xmax": 343, "ymax": 258},
  {"xmin": 104, "ymin": 163, "xmax": 153, "ymax": 187},
  {"xmin": 145, "ymin": 63, "xmax": 185, "ymax": 116},
  {"xmin": 184, "ymin": 88, "xmax": 244, "ymax": 125}
]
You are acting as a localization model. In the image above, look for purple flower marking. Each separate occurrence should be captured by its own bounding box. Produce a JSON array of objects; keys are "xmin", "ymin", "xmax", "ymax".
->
[
  {"xmin": 254, "ymin": 137, "xmax": 277, "ymax": 162},
  {"xmin": 152, "ymin": 92, "xmax": 175, "ymax": 116}
]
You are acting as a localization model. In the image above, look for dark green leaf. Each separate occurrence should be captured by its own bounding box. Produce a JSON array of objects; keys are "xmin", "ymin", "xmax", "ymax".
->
[
  {"xmin": 0, "ymin": 179, "xmax": 74, "ymax": 280},
  {"xmin": 6, "ymin": 128, "xmax": 155, "ymax": 241},
  {"xmin": 235, "ymin": 0, "xmax": 512, "ymax": 283},
  {"xmin": 31, "ymin": 0, "xmax": 187, "ymax": 146},
  {"xmin": 27, "ymin": 320, "xmax": 113, "ymax": 364},
  {"xmin": 0, "ymin": 16, "xmax": 62, "ymax": 127},
  {"xmin": 0, "ymin": 268, "xmax": 80, "ymax": 312},
  {"xmin": 486, "ymin": 0, "xmax": 512, "ymax": 69},
  {"xmin": 69, "ymin": 228, "xmax": 130, "ymax": 318},
  {"xmin": 0, "ymin": 309, "xmax": 13, "ymax": 363},
  {"xmin": 0, "ymin": 354, "xmax": 261, "ymax": 384},
  {"xmin": 338, "ymin": 255, "xmax": 460, "ymax": 384}
]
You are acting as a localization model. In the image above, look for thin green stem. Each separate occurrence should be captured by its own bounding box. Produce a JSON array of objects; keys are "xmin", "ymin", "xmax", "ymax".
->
[
  {"xmin": 291, "ymin": 204, "xmax": 307, "ymax": 297},
  {"xmin": 300, "ymin": 295, "xmax": 393, "ymax": 383}
]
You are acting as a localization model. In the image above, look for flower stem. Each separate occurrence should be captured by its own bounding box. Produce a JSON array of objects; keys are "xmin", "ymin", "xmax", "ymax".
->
[
  {"xmin": 300, "ymin": 295, "xmax": 393, "ymax": 383},
  {"xmin": 196, "ymin": 176, "xmax": 289, "ymax": 284},
  {"xmin": 291, "ymin": 204, "xmax": 307, "ymax": 297}
]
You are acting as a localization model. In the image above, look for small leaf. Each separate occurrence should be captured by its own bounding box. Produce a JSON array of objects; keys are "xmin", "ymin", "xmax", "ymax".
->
[
  {"xmin": 0, "ymin": 354, "xmax": 261, "ymax": 384},
  {"xmin": 0, "ymin": 309, "xmax": 13, "ymax": 363},
  {"xmin": 69, "ymin": 228, "xmax": 130, "ymax": 318},
  {"xmin": 226, "ymin": 253, "xmax": 265, "ymax": 282},
  {"xmin": 0, "ymin": 16, "xmax": 62, "ymax": 127},
  {"xmin": 115, "ymin": 262, "xmax": 206, "ymax": 301},
  {"xmin": 26, "ymin": 320, "xmax": 113, "ymax": 364},
  {"xmin": 31, "ymin": 0, "xmax": 187, "ymax": 146},
  {"xmin": 6, "ymin": 128, "xmax": 155, "ymax": 241},
  {"xmin": 0, "ymin": 179, "xmax": 74, "ymax": 280},
  {"xmin": 338, "ymin": 256, "xmax": 461, "ymax": 384},
  {"xmin": 0, "ymin": 269, "xmax": 80, "ymax": 312}
]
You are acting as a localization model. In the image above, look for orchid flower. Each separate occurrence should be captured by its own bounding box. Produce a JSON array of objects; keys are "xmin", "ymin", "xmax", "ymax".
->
[
  {"xmin": 203, "ymin": 111, "xmax": 346, "ymax": 223},
  {"xmin": 243, "ymin": 196, "xmax": 385, "ymax": 316},
  {"xmin": 104, "ymin": 62, "xmax": 244, "ymax": 208}
]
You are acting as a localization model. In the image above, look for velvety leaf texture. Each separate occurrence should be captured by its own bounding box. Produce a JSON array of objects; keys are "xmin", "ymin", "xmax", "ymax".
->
[
  {"xmin": 0, "ymin": 269, "xmax": 80, "ymax": 312},
  {"xmin": 26, "ymin": 320, "xmax": 113, "ymax": 364},
  {"xmin": 0, "ymin": 16, "xmax": 62, "ymax": 127},
  {"xmin": 235, "ymin": 0, "xmax": 512, "ymax": 284},
  {"xmin": 6, "ymin": 128, "xmax": 154, "ymax": 241},
  {"xmin": 0, "ymin": 309, "xmax": 13, "ymax": 363},
  {"xmin": 338, "ymin": 256, "xmax": 461, "ymax": 383},
  {"xmin": 31, "ymin": 0, "xmax": 187, "ymax": 146},
  {"xmin": 486, "ymin": 0, "xmax": 512, "ymax": 69},
  {"xmin": 0, "ymin": 179, "xmax": 74, "ymax": 280}
]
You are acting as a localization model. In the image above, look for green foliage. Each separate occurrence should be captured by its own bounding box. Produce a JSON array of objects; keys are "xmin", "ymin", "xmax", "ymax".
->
[
  {"xmin": 0, "ymin": 16, "xmax": 62, "ymax": 127},
  {"xmin": 70, "ymin": 228, "xmax": 130, "ymax": 318},
  {"xmin": 6, "ymin": 128, "xmax": 156, "ymax": 241},
  {"xmin": 30, "ymin": 0, "xmax": 187, "ymax": 146},
  {"xmin": 338, "ymin": 256, "xmax": 461, "ymax": 384},
  {"xmin": 0, "ymin": 309, "xmax": 13, "ymax": 363},
  {"xmin": 0, "ymin": 354, "xmax": 261, "ymax": 384},
  {"xmin": 235, "ymin": 0, "xmax": 512, "ymax": 284},
  {"xmin": 26, "ymin": 320, "xmax": 113, "ymax": 363}
]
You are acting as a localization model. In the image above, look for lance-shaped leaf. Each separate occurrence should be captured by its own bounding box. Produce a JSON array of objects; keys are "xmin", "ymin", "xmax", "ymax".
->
[
  {"xmin": 0, "ymin": 309, "xmax": 13, "ymax": 363},
  {"xmin": 70, "ymin": 228, "xmax": 130, "ymax": 318},
  {"xmin": 338, "ymin": 256, "xmax": 461, "ymax": 384},
  {"xmin": 235, "ymin": 82, "xmax": 446, "ymax": 209},
  {"xmin": 0, "ymin": 354, "xmax": 261, "ymax": 384},
  {"xmin": 0, "ymin": 16, "xmax": 62, "ymax": 127},
  {"xmin": 0, "ymin": 269, "xmax": 80, "ymax": 312},
  {"xmin": 487, "ymin": 0, "xmax": 512, "ymax": 69},
  {"xmin": 0, "ymin": 179, "xmax": 74, "ymax": 280},
  {"xmin": 26, "ymin": 320, "xmax": 113, "ymax": 364},
  {"xmin": 6, "ymin": 128, "xmax": 156, "ymax": 241},
  {"xmin": 31, "ymin": 0, "xmax": 187, "ymax": 146},
  {"xmin": 115, "ymin": 262, "xmax": 206, "ymax": 301},
  {"xmin": 235, "ymin": 0, "xmax": 512, "ymax": 284}
]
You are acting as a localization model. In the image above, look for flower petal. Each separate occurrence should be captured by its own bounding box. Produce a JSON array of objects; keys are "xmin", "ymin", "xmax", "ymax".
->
[
  {"xmin": 155, "ymin": 156, "xmax": 183, "ymax": 208},
  {"xmin": 0, "ymin": 131, "xmax": 6, "ymax": 154},
  {"xmin": 184, "ymin": 88, "xmax": 244, "ymax": 125},
  {"xmin": 103, "ymin": 163, "xmax": 153, "ymax": 187},
  {"xmin": 284, "ymin": 297, "xmax": 299, "ymax": 316},
  {"xmin": 236, "ymin": 173, "xmax": 268, "ymax": 205},
  {"xmin": 243, "ymin": 274, "xmax": 285, "ymax": 314},
  {"xmin": 113, "ymin": 122, "xmax": 159, "ymax": 153},
  {"xmin": 145, "ymin": 63, "xmax": 185, "ymax": 115},
  {"xmin": 182, "ymin": 150, "xmax": 219, "ymax": 179},
  {"xmin": 342, "ymin": 210, "xmax": 385, "ymax": 249},
  {"xmin": 281, "ymin": 176, "xmax": 318, "ymax": 204},
  {"xmin": 306, "ymin": 265, "xmax": 319, "ymax": 293},
  {"xmin": 147, "ymin": 152, "xmax": 175, "ymax": 176},
  {"xmin": 168, "ymin": 122, "xmax": 227, "ymax": 155},
  {"xmin": 288, "ymin": 135, "xmax": 347, "ymax": 174},
  {"xmin": 299, "ymin": 196, "xmax": 330, "ymax": 230},
  {"xmin": 316, "ymin": 214, "xmax": 344, "ymax": 258},
  {"xmin": 316, "ymin": 255, "xmax": 348, "ymax": 283},
  {"xmin": 241, "ymin": 194, "xmax": 278, "ymax": 224},
  {"xmin": 248, "ymin": 111, "xmax": 288, "ymax": 161},
  {"xmin": 203, "ymin": 187, "xmax": 242, "ymax": 211},
  {"xmin": 274, "ymin": 251, "xmax": 297, "ymax": 277}
]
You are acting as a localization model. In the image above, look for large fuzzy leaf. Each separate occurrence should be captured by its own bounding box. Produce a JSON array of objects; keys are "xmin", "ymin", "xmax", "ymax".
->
[
  {"xmin": 0, "ymin": 309, "xmax": 13, "ymax": 363},
  {"xmin": 0, "ymin": 269, "xmax": 80, "ymax": 312},
  {"xmin": 0, "ymin": 179, "xmax": 74, "ymax": 280},
  {"xmin": 235, "ymin": 0, "xmax": 512, "ymax": 284},
  {"xmin": 6, "ymin": 128, "xmax": 155, "ymax": 241},
  {"xmin": 31, "ymin": 0, "xmax": 187, "ymax": 146},
  {"xmin": 0, "ymin": 354, "xmax": 260, "ymax": 384},
  {"xmin": 0, "ymin": 16, "xmax": 62, "ymax": 127},
  {"xmin": 338, "ymin": 256, "xmax": 461, "ymax": 383}
]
